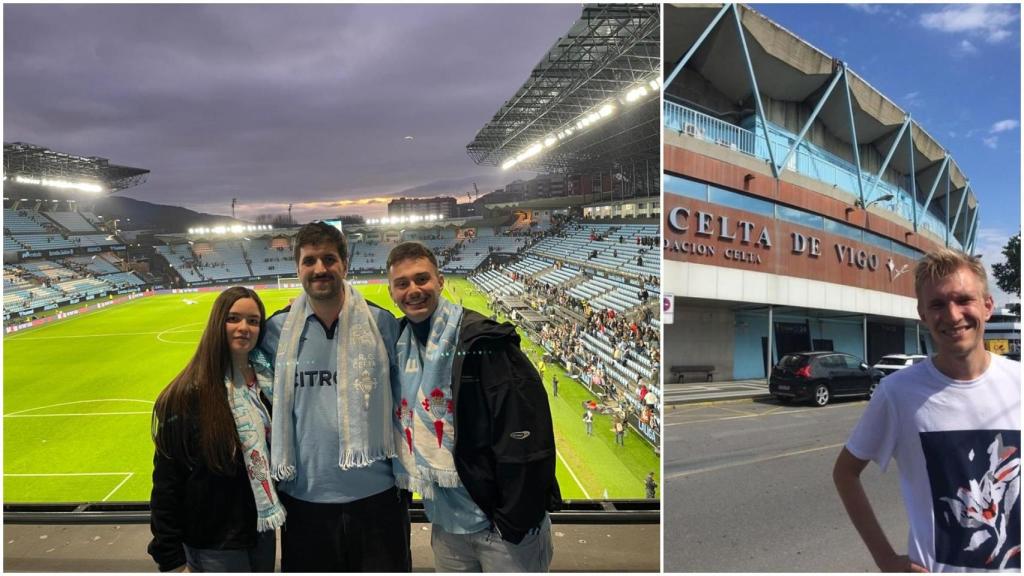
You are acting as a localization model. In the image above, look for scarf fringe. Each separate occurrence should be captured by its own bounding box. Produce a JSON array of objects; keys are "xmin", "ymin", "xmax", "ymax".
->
[
  {"xmin": 256, "ymin": 507, "xmax": 287, "ymax": 532},
  {"xmin": 394, "ymin": 472, "xmax": 459, "ymax": 499},
  {"xmin": 338, "ymin": 446, "xmax": 397, "ymax": 471},
  {"xmin": 271, "ymin": 465, "xmax": 296, "ymax": 482}
]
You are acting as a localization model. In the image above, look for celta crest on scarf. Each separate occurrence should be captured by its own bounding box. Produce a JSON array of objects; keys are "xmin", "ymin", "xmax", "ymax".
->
[
  {"xmin": 226, "ymin": 363, "xmax": 286, "ymax": 531},
  {"xmin": 393, "ymin": 297, "xmax": 464, "ymax": 498},
  {"xmin": 270, "ymin": 283, "xmax": 395, "ymax": 481}
]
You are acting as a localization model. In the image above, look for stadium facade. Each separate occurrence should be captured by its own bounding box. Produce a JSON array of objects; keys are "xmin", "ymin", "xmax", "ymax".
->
[{"xmin": 662, "ymin": 4, "xmax": 981, "ymax": 382}]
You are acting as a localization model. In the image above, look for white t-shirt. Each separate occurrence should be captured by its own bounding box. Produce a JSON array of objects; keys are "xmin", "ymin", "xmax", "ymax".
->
[{"xmin": 846, "ymin": 353, "xmax": 1021, "ymax": 572}]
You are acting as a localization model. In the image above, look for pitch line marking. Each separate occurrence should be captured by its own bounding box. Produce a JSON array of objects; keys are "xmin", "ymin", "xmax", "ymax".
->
[
  {"xmin": 156, "ymin": 321, "xmax": 205, "ymax": 344},
  {"xmin": 556, "ymin": 449, "xmax": 591, "ymax": 499},
  {"xmin": 102, "ymin": 473, "xmax": 134, "ymax": 501},
  {"xmin": 5, "ymin": 472, "xmax": 132, "ymax": 477},
  {"xmin": 9, "ymin": 330, "xmax": 196, "ymax": 340},
  {"xmin": 5, "ymin": 411, "xmax": 152, "ymax": 418},
  {"xmin": 667, "ymin": 442, "xmax": 846, "ymax": 480},
  {"xmin": 4, "ymin": 399, "xmax": 154, "ymax": 417}
]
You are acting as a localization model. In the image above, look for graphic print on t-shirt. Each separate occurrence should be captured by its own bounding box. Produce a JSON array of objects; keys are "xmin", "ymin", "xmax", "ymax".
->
[{"xmin": 921, "ymin": 430, "xmax": 1021, "ymax": 569}]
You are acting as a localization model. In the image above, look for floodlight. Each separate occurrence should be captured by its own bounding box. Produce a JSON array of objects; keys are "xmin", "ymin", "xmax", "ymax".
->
[
  {"xmin": 648, "ymin": 79, "xmax": 659, "ymax": 91},
  {"xmin": 599, "ymin": 104, "xmax": 614, "ymax": 118}
]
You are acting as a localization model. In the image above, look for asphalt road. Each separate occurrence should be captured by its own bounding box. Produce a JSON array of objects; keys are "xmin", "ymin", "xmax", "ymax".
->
[{"xmin": 663, "ymin": 397, "xmax": 909, "ymax": 572}]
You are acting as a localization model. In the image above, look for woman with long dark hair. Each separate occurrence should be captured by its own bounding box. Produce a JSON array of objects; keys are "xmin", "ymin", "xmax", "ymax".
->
[{"xmin": 148, "ymin": 287, "xmax": 285, "ymax": 572}]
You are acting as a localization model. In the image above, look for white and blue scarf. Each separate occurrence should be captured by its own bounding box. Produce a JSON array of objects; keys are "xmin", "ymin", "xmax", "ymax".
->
[
  {"xmin": 270, "ymin": 283, "xmax": 395, "ymax": 481},
  {"xmin": 393, "ymin": 298, "xmax": 464, "ymax": 498},
  {"xmin": 226, "ymin": 355, "xmax": 286, "ymax": 531}
]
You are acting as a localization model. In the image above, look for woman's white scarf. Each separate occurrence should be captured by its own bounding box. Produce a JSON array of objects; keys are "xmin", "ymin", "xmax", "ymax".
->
[
  {"xmin": 226, "ymin": 359, "xmax": 286, "ymax": 531},
  {"xmin": 270, "ymin": 283, "xmax": 395, "ymax": 481},
  {"xmin": 393, "ymin": 297, "xmax": 464, "ymax": 498}
]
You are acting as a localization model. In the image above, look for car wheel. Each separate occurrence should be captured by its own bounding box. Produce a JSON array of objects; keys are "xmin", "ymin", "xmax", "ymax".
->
[{"xmin": 813, "ymin": 384, "xmax": 830, "ymax": 407}]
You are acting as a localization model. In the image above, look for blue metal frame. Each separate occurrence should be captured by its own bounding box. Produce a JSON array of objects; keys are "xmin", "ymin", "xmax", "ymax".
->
[
  {"xmin": 863, "ymin": 116, "xmax": 911, "ymax": 204},
  {"xmin": 950, "ymin": 182, "xmax": 970, "ymax": 244},
  {"xmin": 966, "ymin": 207, "xmax": 980, "ymax": 253},
  {"xmin": 921, "ymin": 155, "xmax": 950, "ymax": 219},
  {"xmin": 908, "ymin": 115, "xmax": 918, "ymax": 231},
  {"xmin": 777, "ymin": 67, "xmax": 845, "ymax": 175},
  {"xmin": 731, "ymin": 3, "xmax": 778, "ymax": 177},
  {"xmin": 841, "ymin": 64, "xmax": 865, "ymax": 205},
  {"xmin": 944, "ymin": 166, "xmax": 951, "ymax": 246},
  {"xmin": 664, "ymin": 3, "xmax": 731, "ymax": 88}
]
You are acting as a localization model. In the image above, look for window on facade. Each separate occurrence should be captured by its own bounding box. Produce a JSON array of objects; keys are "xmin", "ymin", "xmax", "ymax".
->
[
  {"xmin": 708, "ymin": 185, "xmax": 774, "ymax": 217},
  {"xmin": 664, "ymin": 174, "xmax": 707, "ymax": 201},
  {"xmin": 823, "ymin": 219, "xmax": 864, "ymax": 243},
  {"xmin": 776, "ymin": 205, "xmax": 824, "ymax": 230}
]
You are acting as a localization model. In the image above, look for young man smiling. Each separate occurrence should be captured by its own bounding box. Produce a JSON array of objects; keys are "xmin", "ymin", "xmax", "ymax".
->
[
  {"xmin": 833, "ymin": 248, "xmax": 1020, "ymax": 572},
  {"xmin": 386, "ymin": 241, "xmax": 561, "ymax": 572},
  {"xmin": 259, "ymin": 222, "xmax": 410, "ymax": 572}
]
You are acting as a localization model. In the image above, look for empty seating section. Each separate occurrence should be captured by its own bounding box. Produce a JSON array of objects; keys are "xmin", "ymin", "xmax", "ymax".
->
[
  {"xmin": 5, "ymin": 236, "xmax": 25, "ymax": 251},
  {"xmin": 535, "ymin": 266, "xmax": 580, "ymax": 287},
  {"xmin": 100, "ymin": 272, "xmax": 146, "ymax": 288},
  {"xmin": 4, "ymin": 209, "xmax": 50, "ymax": 233},
  {"xmin": 348, "ymin": 241, "xmax": 394, "ymax": 274},
  {"xmin": 246, "ymin": 239, "xmax": 292, "ymax": 277},
  {"xmin": 192, "ymin": 241, "xmax": 249, "ymax": 281},
  {"xmin": 43, "ymin": 211, "xmax": 99, "ymax": 233},
  {"xmin": 65, "ymin": 255, "xmax": 121, "ymax": 275},
  {"xmin": 154, "ymin": 245, "xmax": 205, "ymax": 284},
  {"xmin": 470, "ymin": 269, "xmax": 526, "ymax": 296}
]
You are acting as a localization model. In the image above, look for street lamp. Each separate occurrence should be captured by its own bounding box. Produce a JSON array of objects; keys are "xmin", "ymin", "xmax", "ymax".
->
[{"xmin": 854, "ymin": 193, "xmax": 894, "ymax": 210}]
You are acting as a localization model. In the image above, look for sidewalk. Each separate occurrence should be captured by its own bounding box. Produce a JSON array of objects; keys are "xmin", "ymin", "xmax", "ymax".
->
[{"xmin": 662, "ymin": 378, "xmax": 769, "ymax": 405}]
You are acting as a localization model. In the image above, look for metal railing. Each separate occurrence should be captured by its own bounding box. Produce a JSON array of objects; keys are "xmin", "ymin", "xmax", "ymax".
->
[
  {"xmin": 664, "ymin": 101, "xmax": 755, "ymax": 156},
  {"xmin": 3, "ymin": 499, "xmax": 659, "ymax": 525}
]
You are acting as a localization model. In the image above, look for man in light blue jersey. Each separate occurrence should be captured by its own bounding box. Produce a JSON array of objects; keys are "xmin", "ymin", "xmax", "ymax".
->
[
  {"xmin": 387, "ymin": 241, "xmax": 560, "ymax": 572},
  {"xmin": 261, "ymin": 222, "xmax": 410, "ymax": 572}
]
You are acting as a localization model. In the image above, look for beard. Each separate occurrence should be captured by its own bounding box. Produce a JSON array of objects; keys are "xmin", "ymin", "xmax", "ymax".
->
[{"xmin": 304, "ymin": 275, "xmax": 341, "ymax": 301}]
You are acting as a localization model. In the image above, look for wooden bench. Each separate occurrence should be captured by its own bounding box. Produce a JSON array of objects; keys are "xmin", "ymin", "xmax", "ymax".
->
[{"xmin": 670, "ymin": 365, "xmax": 715, "ymax": 383}]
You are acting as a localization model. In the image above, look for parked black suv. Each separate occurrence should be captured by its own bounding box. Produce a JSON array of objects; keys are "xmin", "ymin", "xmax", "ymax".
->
[{"xmin": 769, "ymin": 351, "xmax": 883, "ymax": 407}]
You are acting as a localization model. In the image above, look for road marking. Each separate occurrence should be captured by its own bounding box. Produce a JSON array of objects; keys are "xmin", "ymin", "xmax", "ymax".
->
[
  {"xmin": 667, "ymin": 442, "xmax": 846, "ymax": 480},
  {"xmin": 5, "ymin": 399, "xmax": 154, "ymax": 417},
  {"xmin": 665, "ymin": 402, "xmax": 862, "ymax": 427},
  {"xmin": 715, "ymin": 405, "xmax": 760, "ymax": 416},
  {"xmin": 556, "ymin": 450, "xmax": 591, "ymax": 499},
  {"xmin": 5, "ymin": 411, "xmax": 151, "ymax": 418}
]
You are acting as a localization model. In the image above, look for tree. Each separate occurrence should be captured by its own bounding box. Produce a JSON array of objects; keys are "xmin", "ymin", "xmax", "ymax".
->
[{"xmin": 992, "ymin": 232, "xmax": 1020, "ymax": 311}]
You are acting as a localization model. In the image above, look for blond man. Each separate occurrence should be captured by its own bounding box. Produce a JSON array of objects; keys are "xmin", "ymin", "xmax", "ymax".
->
[{"xmin": 834, "ymin": 248, "xmax": 1020, "ymax": 572}]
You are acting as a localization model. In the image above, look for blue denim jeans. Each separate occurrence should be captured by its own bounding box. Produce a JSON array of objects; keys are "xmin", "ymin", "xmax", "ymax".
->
[
  {"xmin": 183, "ymin": 529, "xmax": 275, "ymax": 572},
  {"xmin": 430, "ymin": 516, "xmax": 553, "ymax": 572}
]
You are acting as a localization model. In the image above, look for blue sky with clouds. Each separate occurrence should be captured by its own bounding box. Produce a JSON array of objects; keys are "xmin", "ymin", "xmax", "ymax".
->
[{"xmin": 753, "ymin": 3, "xmax": 1021, "ymax": 305}]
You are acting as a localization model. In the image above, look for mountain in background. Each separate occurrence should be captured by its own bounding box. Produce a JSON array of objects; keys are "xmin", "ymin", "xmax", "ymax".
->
[{"xmin": 90, "ymin": 196, "xmax": 243, "ymax": 233}]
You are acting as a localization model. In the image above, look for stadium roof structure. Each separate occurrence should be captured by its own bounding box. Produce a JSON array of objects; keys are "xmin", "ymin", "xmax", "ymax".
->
[
  {"xmin": 3, "ymin": 142, "xmax": 149, "ymax": 194},
  {"xmin": 466, "ymin": 4, "xmax": 660, "ymax": 175}
]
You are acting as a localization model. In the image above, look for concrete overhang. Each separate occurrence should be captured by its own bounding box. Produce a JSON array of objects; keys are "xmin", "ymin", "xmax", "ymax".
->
[{"xmin": 665, "ymin": 3, "xmax": 977, "ymax": 216}]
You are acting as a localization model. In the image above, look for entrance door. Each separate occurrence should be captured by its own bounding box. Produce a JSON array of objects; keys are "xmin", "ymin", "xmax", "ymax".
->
[
  {"xmin": 774, "ymin": 322, "xmax": 811, "ymax": 358},
  {"xmin": 867, "ymin": 322, "xmax": 905, "ymax": 365}
]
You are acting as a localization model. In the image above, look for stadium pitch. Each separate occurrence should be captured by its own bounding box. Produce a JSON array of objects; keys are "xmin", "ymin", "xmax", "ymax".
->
[{"xmin": 4, "ymin": 278, "xmax": 658, "ymax": 503}]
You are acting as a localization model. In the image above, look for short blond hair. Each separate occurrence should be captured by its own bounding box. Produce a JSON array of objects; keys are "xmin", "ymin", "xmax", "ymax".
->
[{"xmin": 914, "ymin": 248, "xmax": 990, "ymax": 299}]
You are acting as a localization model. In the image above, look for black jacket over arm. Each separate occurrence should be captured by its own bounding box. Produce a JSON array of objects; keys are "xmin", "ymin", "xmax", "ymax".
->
[
  {"xmin": 147, "ymin": 410, "xmax": 262, "ymax": 572},
  {"xmin": 451, "ymin": 310, "xmax": 562, "ymax": 544}
]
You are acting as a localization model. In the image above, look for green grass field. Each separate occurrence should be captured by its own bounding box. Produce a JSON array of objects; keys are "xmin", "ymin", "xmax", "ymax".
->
[{"xmin": 3, "ymin": 278, "xmax": 659, "ymax": 503}]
